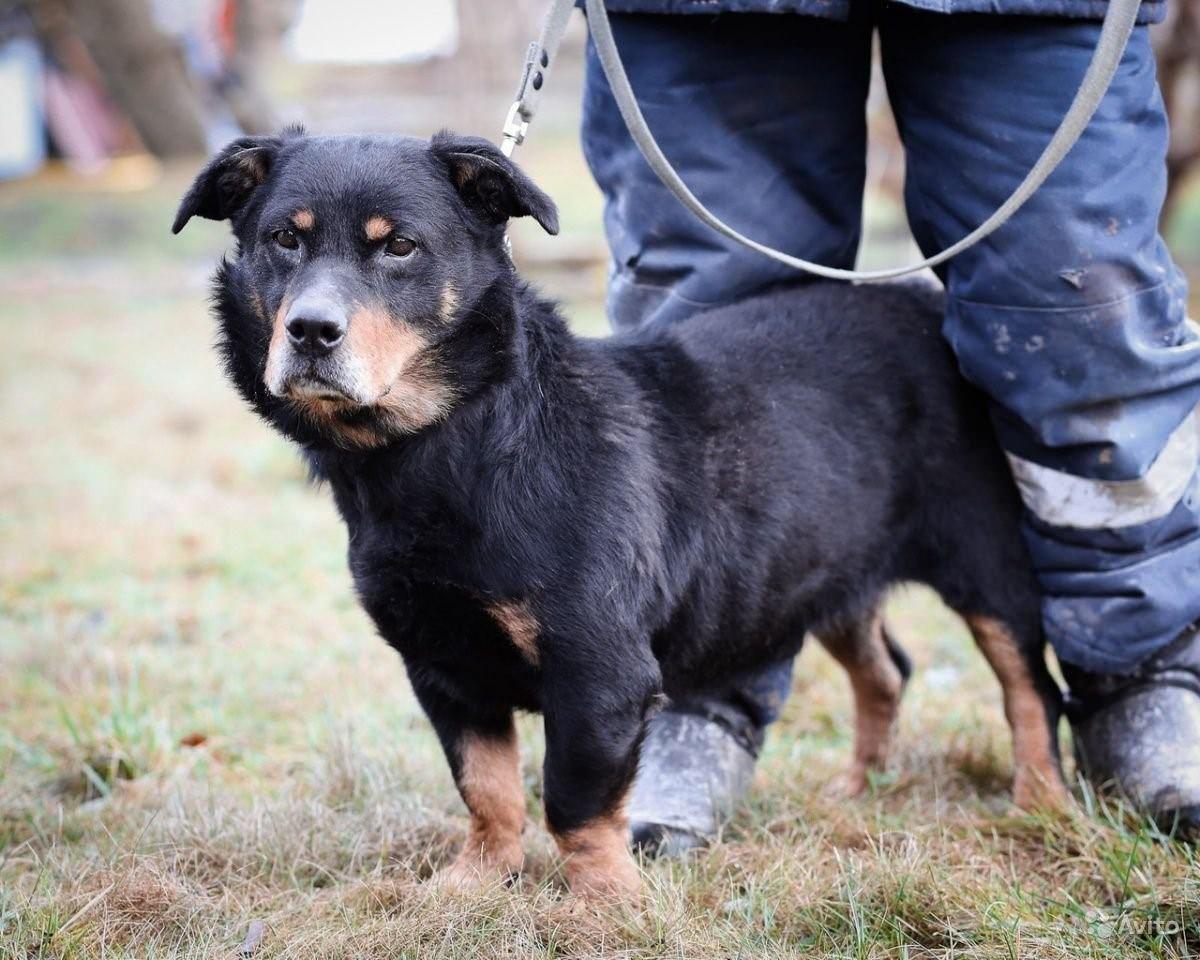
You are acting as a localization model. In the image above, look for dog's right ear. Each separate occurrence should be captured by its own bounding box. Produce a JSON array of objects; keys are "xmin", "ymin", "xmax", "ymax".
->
[
  {"xmin": 172, "ymin": 135, "xmax": 284, "ymax": 234},
  {"xmin": 430, "ymin": 131, "xmax": 559, "ymax": 235}
]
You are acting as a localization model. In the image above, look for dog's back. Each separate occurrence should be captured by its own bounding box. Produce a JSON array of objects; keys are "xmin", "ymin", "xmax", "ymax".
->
[{"xmin": 603, "ymin": 282, "xmax": 1021, "ymax": 687}]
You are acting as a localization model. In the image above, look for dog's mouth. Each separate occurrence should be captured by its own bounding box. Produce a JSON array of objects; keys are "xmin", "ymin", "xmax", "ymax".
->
[
  {"xmin": 281, "ymin": 371, "xmax": 360, "ymax": 405},
  {"xmin": 278, "ymin": 367, "xmax": 397, "ymax": 409}
]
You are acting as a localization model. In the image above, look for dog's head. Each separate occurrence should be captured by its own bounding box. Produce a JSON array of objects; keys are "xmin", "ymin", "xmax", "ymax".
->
[{"xmin": 174, "ymin": 128, "xmax": 558, "ymax": 449}]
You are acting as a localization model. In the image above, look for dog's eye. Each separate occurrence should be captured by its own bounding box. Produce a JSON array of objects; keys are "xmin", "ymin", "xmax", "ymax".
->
[
  {"xmin": 273, "ymin": 229, "xmax": 299, "ymax": 251},
  {"xmin": 385, "ymin": 237, "xmax": 416, "ymax": 258}
]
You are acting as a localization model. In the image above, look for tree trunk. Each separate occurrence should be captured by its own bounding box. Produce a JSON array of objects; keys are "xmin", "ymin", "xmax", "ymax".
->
[
  {"xmin": 62, "ymin": 0, "xmax": 209, "ymax": 157},
  {"xmin": 219, "ymin": 0, "xmax": 278, "ymax": 135},
  {"xmin": 1153, "ymin": 0, "xmax": 1200, "ymax": 229}
]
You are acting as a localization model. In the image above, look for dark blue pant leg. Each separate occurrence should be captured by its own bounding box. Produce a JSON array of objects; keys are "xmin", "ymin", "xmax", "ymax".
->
[
  {"xmin": 581, "ymin": 11, "xmax": 873, "ymax": 726},
  {"xmin": 582, "ymin": 11, "xmax": 873, "ymax": 331},
  {"xmin": 880, "ymin": 11, "xmax": 1200, "ymax": 673}
]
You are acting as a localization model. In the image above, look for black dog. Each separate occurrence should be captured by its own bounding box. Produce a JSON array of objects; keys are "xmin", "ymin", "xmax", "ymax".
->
[{"xmin": 174, "ymin": 128, "xmax": 1068, "ymax": 899}]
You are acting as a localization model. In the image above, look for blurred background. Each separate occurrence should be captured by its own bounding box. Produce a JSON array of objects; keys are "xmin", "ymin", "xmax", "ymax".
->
[
  {"xmin": 1, "ymin": 0, "xmax": 1199, "ymax": 327},
  {"xmin": 3, "ymin": 3, "xmax": 1200, "ymax": 951}
]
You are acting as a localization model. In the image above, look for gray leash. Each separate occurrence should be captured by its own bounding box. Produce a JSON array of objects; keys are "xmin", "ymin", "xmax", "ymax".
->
[{"xmin": 504, "ymin": 0, "xmax": 1143, "ymax": 281}]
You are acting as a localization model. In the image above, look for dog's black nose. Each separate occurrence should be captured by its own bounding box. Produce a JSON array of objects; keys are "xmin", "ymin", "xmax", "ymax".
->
[{"xmin": 285, "ymin": 303, "xmax": 346, "ymax": 357}]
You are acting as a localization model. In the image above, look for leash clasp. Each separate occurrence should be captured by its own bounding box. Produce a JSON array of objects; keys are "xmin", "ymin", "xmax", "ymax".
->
[{"xmin": 500, "ymin": 101, "xmax": 529, "ymax": 158}]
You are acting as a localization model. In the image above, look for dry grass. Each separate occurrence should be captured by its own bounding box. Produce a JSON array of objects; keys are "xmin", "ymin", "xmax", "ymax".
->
[{"xmin": 3, "ymin": 166, "xmax": 1200, "ymax": 960}]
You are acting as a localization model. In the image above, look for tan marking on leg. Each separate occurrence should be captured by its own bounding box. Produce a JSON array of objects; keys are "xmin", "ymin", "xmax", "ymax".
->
[
  {"xmin": 964, "ymin": 614, "xmax": 1068, "ymax": 810},
  {"xmin": 551, "ymin": 804, "xmax": 640, "ymax": 901},
  {"xmin": 438, "ymin": 726, "xmax": 525, "ymax": 891},
  {"xmin": 486, "ymin": 600, "xmax": 539, "ymax": 664},
  {"xmin": 817, "ymin": 612, "xmax": 904, "ymax": 797},
  {"xmin": 290, "ymin": 208, "xmax": 314, "ymax": 231},
  {"xmin": 439, "ymin": 282, "xmax": 460, "ymax": 323},
  {"xmin": 365, "ymin": 215, "xmax": 393, "ymax": 241}
]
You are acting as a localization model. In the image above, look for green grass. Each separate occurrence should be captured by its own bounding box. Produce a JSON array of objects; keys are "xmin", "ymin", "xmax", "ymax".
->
[{"xmin": 2, "ymin": 157, "xmax": 1200, "ymax": 959}]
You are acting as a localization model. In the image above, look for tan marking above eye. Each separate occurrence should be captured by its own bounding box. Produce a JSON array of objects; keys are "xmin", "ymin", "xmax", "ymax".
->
[
  {"xmin": 291, "ymin": 209, "xmax": 315, "ymax": 231},
  {"xmin": 365, "ymin": 216, "xmax": 393, "ymax": 242}
]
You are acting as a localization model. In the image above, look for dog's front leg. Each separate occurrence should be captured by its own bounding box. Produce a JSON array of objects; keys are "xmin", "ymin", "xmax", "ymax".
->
[
  {"xmin": 412, "ymin": 679, "xmax": 526, "ymax": 891},
  {"xmin": 540, "ymin": 642, "xmax": 662, "ymax": 902}
]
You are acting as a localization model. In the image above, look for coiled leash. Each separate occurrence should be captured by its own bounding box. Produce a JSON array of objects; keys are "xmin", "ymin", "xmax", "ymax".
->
[{"xmin": 502, "ymin": 0, "xmax": 1143, "ymax": 281}]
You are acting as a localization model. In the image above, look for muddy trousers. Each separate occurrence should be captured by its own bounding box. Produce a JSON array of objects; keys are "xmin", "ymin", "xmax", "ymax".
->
[{"xmin": 581, "ymin": 6, "xmax": 1200, "ymax": 725}]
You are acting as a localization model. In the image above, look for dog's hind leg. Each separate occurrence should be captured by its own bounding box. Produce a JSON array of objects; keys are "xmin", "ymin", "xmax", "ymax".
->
[
  {"xmin": 816, "ymin": 610, "xmax": 911, "ymax": 798},
  {"xmin": 956, "ymin": 609, "xmax": 1070, "ymax": 811}
]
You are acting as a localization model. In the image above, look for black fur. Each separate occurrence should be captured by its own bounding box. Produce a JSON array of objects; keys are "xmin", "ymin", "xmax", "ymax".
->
[{"xmin": 177, "ymin": 130, "xmax": 1062, "ymax": 858}]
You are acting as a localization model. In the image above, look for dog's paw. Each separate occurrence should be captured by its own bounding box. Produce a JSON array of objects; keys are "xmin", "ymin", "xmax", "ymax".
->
[
  {"xmin": 562, "ymin": 856, "xmax": 643, "ymax": 906},
  {"xmin": 824, "ymin": 765, "xmax": 871, "ymax": 800},
  {"xmin": 1012, "ymin": 769, "xmax": 1072, "ymax": 814},
  {"xmin": 567, "ymin": 873, "xmax": 643, "ymax": 907},
  {"xmin": 432, "ymin": 851, "xmax": 522, "ymax": 896}
]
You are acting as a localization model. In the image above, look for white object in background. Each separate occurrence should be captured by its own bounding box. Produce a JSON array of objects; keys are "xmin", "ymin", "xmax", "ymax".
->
[
  {"xmin": 289, "ymin": 0, "xmax": 458, "ymax": 64},
  {"xmin": 0, "ymin": 36, "xmax": 45, "ymax": 180}
]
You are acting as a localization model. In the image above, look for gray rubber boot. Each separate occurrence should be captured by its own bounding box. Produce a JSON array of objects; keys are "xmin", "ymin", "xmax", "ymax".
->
[
  {"xmin": 627, "ymin": 704, "xmax": 760, "ymax": 858},
  {"xmin": 1065, "ymin": 624, "xmax": 1200, "ymax": 839}
]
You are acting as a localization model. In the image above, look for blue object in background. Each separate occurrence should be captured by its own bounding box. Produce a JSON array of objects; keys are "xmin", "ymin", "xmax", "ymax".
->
[{"xmin": 0, "ymin": 36, "xmax": 46, "ymax": 181}]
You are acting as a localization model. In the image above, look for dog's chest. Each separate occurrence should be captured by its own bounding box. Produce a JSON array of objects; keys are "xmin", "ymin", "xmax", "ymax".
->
[{"xmin": 347, "ymin": 531, "xmax": 543, "ymax": 706}]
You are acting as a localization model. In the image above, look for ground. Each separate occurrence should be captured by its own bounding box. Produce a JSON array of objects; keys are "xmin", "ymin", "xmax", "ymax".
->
[{"xmin": 2, "ymin": 150, "xmax": 1200, "ymax": 960}]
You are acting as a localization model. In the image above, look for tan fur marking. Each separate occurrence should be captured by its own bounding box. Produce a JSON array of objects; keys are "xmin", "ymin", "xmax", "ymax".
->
[
  {"xmin": 344, "ymin": 306, "xmax": 426, "ymax": 387},
  {"xmin": 487, "ymin": 600, "xmax": 539, "ymax": 664},
  {"xmin": 365, "ymin": 215, "xmax": 393, "ymax": 241},
  {"xmin": 552, "ymin": 806, "xmax": 640, "ymax": 901},
  {"xmin": 264, "ymin": 299, "xmax": 456, "ymax": 449},
  {"xmin": 233, "ymin": 147, "xmax": 270, "ymax": 185},
  {"xmin": 292, "ymin": 399, "xmax": 385, "ymax": 450},
  {"xmin": 450, "ymin": 159, "xmax": 475, "ymax": 189},
  {"xmin": 262, "ymin": 296, "xmax": 291, "ymax": 393},
  {"xmin": 345, "ymin": 307, "xmax": 456, "ymax": 436},
  {"xmin": 439, "ymin": 283, "xmax": 461, "ymax": 324},
  {"xmin": 964, "ymin": 614, "xmax": 1069, "ymax": 810},
  {"xmin": 438, "ymin": 726, "xmax": 525, "ymax": 890},
  {"xmin": 249, "ymin": 291, "xmax": 268, "ymax": 323},
  {"xmin": 291, "ymin": 209, "xmax": 314, "ymax": 231},
  {"xmin": 816, "ymin": 613, "xmax": 904, "ymax": 798}
]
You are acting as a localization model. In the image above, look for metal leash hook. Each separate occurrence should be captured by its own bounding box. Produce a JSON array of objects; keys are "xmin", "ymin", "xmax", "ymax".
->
[
  {"xmin": 500, "ymin": 44, "xmax": 538, "ymax": 159},
  {"xmin": 499, "ymin": 0, "xmax": 576, "ymax": 257}
]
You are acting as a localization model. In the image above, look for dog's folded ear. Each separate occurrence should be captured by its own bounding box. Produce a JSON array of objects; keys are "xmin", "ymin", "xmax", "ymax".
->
[
  {"xmin": 172, "ymin": 133, "xmax": 288, "ymax": 234},
  {"xmin": 430, "ymin": 131, "xmax": 559, "ymax": 236}
]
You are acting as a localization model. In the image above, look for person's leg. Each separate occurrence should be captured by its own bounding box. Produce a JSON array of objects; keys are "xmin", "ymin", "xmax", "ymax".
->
[
  {"xmin": 583, "ymin": 12, "xmax": 873, "ymax": 331},
  {"xmin": 582, "ymin": 9, "xmax": 873, "ymax": 851},
  {"xmin": 881, "ymin": 10, "xmax": 1200, "ymax": 830}
]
